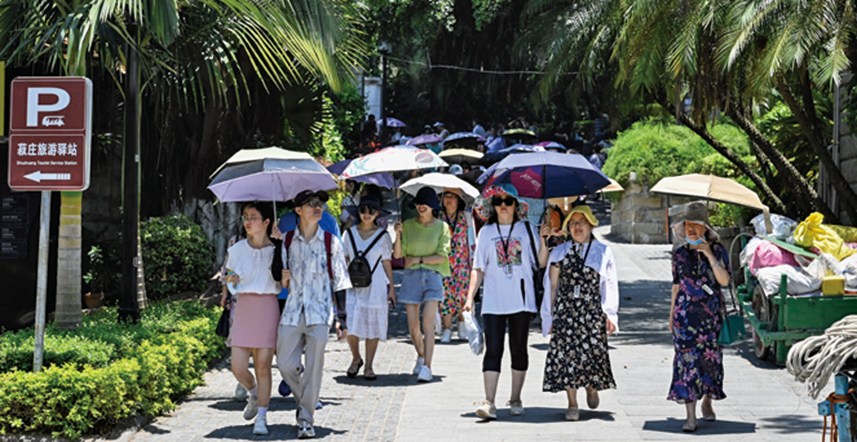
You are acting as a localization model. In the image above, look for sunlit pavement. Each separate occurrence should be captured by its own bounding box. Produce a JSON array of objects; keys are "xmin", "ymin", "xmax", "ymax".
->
[{"xmin": 122, "ymin": 200, "xmax": 824, "ymax": 441}]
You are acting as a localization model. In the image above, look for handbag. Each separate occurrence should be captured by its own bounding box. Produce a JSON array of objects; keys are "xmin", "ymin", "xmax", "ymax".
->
[
  {"xmin": 523, "ymin": 221, "xmax": 545, "ymax": 314},
  {"xmin": 215, "ymin": 301, "xmax": 230, "ymax": 338},
  {"xmin": 717, "ymin": 276, "xmax": 745, "ymax": 346},
  {"xmin": 717, "ymin": 312, "xmax": 745, "ymax": 346}
]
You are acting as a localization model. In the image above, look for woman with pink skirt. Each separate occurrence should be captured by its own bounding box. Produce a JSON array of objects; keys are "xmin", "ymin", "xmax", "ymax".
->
[{"xmin": 224, "ymin": 201, "xmax": 281, "ymax": 435}]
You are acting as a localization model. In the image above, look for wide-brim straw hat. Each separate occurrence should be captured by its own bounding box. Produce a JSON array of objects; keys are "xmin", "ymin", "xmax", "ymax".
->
[{"xmin": 670, "ymin": 201, "xmax": 720, "ymax": 241}]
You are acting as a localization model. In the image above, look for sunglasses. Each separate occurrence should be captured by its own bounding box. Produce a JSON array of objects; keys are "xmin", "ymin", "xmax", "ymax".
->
[
  {"xmin": 358, "ymin": 206, "xmax": 378, "ymax": 215},
  {"xmin": 567, "ymin": 221, "xmax": 590, "ymax": 228},
  {"xmin": 491, "ymin": 196, "xmax": 516, "ymax": 207},
  {"xmin": 302, "ymin": 199, "xmax": 324, "ymax": 208}
]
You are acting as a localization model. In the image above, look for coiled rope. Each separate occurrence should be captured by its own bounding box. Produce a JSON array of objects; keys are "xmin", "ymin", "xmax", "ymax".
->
[{"xmin": 786, "ymin": 315, "xmax": 857, "ymax": 399}]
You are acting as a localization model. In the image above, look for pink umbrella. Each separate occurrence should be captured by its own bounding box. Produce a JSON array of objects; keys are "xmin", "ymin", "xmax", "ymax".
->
[{"xmin": 406, "ymin": 134, "xmax": 443, "ymax": 146}]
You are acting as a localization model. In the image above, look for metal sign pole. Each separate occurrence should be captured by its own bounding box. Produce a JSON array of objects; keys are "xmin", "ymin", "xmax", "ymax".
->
[{"xmin": 33, "ymin": 190, "xmax": 50, "ymax": 372}]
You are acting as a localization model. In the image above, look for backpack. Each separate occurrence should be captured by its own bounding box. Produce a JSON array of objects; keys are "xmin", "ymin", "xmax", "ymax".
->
[
  {"xmin": 271, "ymin": 229, "xmax": 334, "ymax": 280},
  {"xmin": 346, "ymin": 227, "xmax": 387, "ymax": 288}
]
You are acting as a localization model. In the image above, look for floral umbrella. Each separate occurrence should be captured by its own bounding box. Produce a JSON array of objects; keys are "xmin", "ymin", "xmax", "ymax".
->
[{"xmin": 341, "ymin": 146, "xmax": 447, "ymax": 178}]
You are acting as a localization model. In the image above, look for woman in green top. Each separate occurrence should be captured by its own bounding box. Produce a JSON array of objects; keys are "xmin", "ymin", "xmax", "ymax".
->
[{"xmin": 394, "ymin": 186, "xmax": 452, "ymax": 383}]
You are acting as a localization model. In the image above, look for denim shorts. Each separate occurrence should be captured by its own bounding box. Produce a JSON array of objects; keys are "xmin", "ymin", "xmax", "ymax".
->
[{"xmin": 398, "ymin": 268, "xmax": 444, "ymax": 304}]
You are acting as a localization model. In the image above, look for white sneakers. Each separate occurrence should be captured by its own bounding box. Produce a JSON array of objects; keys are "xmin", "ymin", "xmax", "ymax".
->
[
  {"xmin": 457, "ymin": 321, "xmax": 467, "ymax": 341},
  {"xmin": 235, "ymin": 383, "xmax": 248, "ymax": 401},
  {"xmin": 253, "ymin": 416, "xmax": 267, "ymax": 435},
  {"xmin": 412, "ymin": 357, "xmax": 425, "ymax": 375},
  {"xmin": 475, "ymin": 401, "xmax": 497, "ymax": 419},
  {"xmin": 298, "ymin": 420, "xmax": 316, "ymax": 439},
  {"xmin": 508, "ymin": 400, "xmax": 525, "ymax": 416},
  {"xmin": 243, "ymin": 395, "xmax": 258, "ymax": 420},
  {"xmin": 417, "ymin": 365, "xmax": 432, "ymax": 382},
  {"xmin": 440, "ymin": 329, "xmax": 452, "ymax": 343}
]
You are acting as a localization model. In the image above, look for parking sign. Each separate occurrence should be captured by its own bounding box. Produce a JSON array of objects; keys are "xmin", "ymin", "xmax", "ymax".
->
[{"xmin": 7, "ymin": 77, "xmax": 92, "ymax": 191}]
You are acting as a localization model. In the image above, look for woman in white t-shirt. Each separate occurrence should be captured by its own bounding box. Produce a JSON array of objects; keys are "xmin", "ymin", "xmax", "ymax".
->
[
  {"xmin": 464, "ymin": 184, "xmax": 548, "ymax": 420},
  {"xmin": 342, "ymin": 195, "xmax": 396, "ymax": 381},
  {"xmin": 223, "ymin": 202, "xmax": 281, "ymax": 435}
]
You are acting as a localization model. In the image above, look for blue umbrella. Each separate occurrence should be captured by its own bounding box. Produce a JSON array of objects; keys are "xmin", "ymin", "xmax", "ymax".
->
[
  {"xmin": 481, "ymin": 152, "xmax": 609, "ymax": 199},
  {"xmin": 327, "ymin": 159, "xmax": 397, "ymax": 188}
]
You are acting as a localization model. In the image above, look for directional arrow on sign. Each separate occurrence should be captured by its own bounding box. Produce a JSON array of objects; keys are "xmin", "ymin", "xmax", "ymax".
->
[{"xmin": 24, "ymin": 171, "xmax": 72, "ymax": 182}]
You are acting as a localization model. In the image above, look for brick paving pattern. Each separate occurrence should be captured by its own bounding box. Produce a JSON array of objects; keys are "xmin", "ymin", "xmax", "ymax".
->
[{"xmin": 118, "ymin": 201, "xmax": 828, "ymax": 442}]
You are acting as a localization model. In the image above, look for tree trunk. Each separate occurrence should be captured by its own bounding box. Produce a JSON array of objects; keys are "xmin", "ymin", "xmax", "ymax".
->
[
  {"xmin": 55, "ymin": 191, "xmax": 82, "ymax": 330},
  {"xmin": 725, "ymin": 105, "xmax": 838, "ymax": 222},
  {"xmin": 660, "ymin": 102, "xmax": 789, "ymax": 215},
  {"xmin": 774, "ymin": 74, "xmax": 857, "ymax": 223}
]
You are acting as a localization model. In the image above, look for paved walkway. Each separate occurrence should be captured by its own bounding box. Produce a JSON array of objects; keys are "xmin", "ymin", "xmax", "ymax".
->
[{"xmin": 120, "ymin": 204, "xmax": 827, "ymax": 442}]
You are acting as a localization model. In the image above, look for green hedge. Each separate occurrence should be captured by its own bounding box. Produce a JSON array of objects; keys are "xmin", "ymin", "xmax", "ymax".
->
[
  {"xmin": 141, "ymin": 214, "xmax": 215, "ymax": 300},
  {"xmin": 603, "ymin": 119, "xmax": 759, "ymax": 226},
  {"xmin": 0, "ymin": 301, "xmax": 224, "ymax": 439}
]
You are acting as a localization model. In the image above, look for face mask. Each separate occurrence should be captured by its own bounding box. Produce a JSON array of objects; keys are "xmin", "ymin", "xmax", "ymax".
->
[{"xmin": 686, "ymin": 237, "xmax": 703, "ymax": 245}]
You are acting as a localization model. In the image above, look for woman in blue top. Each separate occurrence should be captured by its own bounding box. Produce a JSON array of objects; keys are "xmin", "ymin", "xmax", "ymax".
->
[{"xmin": 668, "ymin": 202, "xmax": 731, "ymax": 432}]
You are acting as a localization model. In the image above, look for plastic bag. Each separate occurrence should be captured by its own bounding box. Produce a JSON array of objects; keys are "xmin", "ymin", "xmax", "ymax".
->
[
  {"xmin": 462, "ymin": 311, "xmax": 484, "ymax": 356},
  {"xmin": 827, "ymin": 224, "xmax": 857, "ymax": 243},
  {"xmin": 756, "ymin": 264, "xmax": 821, "ymax": 295},
  {"xmin": 794, "ymin": 213, "xmax": 854, "ymax": 261},
  {"xmin": 751, "ymin": 213, "xmax": 797, "ymax": 241}
]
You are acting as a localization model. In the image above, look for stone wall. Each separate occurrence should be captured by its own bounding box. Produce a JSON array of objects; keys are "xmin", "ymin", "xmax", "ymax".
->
[{"xmin": 610, "ymin": 175, "xmax": 670, "ymax": 244}]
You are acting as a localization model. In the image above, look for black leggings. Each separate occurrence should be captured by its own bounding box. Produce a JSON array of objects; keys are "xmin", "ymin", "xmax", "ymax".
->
[{"xmin": 482, "ymin": 311, "xmax": 531, "ymax": 372}]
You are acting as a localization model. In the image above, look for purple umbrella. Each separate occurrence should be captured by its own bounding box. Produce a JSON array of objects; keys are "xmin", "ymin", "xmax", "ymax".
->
[
  {"xmin": 385, "ymin": 117, "xmax": 406, "ymax": 127},
  {"xmin": 327, "ymin": 159, "xmax": 397, "ymax": 188},
  {"xmin": 535, "ymin": 141, "xmax": 567, "ymax": 151},
  {"xmin": 406, "ymin": 134, "xmax": 443, "ymax": 146},
  {"xmin": 208, "ymin": 147, "xmax": 338, "ymax": 202}
]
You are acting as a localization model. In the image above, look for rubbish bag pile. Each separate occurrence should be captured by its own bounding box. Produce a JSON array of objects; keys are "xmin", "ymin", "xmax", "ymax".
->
[{"xmin": 743, "ymin": 212, "xmax": 857, "ymax": 296}]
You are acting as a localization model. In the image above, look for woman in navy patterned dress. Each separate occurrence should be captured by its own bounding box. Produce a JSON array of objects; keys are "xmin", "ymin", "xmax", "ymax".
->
[{"xmin": 668, "ymin": 202, "xmax": 731, "ymax": 432}]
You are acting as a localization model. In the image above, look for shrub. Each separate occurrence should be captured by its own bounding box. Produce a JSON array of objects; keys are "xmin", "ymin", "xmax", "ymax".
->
[
  {"xmin": 141, "ymin": 214, "xmax": 215, "ymax": 299},
  {"xmin": 603, "ymin": 119, "xmax": 760, "ymax": 226},
  {"xmin": 0, "ymin": 301, "xmax": 224, "ymax": 439}
]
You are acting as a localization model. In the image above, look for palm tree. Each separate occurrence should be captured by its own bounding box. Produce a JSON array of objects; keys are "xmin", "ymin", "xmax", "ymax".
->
[
  {"xmin": 0, "ymin": 0, "xmax": 365, "ymax": 329},
  {"xmin": 522, "ymin": 0, "xmax": 851, "ymax": 221},
  {"xmin": 718, "ymin": 0, "xmax": 857, "ymax": 221}
]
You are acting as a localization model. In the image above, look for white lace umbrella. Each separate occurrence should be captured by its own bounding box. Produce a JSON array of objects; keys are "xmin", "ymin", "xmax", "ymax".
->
[{"xmin": 400, "ymin": 173, "xmax": 480, "ymax": 207}]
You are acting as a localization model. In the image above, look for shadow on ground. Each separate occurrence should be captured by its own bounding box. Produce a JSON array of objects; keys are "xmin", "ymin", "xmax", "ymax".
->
[
  {"xmin": 205, "ymin": 424, "xmax": 346, "ymax": 440},
  {"xmin": 460, "ymin": 407, "xmax": 616, "ymax": 424},
  {"xmin": 756, "ymin": 414, "xmax": 821, "ymax": 434},
  {"xmin": 643, "ymin": 418, "xmax": 755, "ymax": 435}
]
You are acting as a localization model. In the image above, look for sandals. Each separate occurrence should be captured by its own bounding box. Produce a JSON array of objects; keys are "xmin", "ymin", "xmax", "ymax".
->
[
  {"xmin": 682, "ymin": 420, "xmax": 697, "ymax": 432},
  {"xmin": 364, "ymin": 369, "xmax": 377, "ymax": 381},
  {"xmin": 346, "ymin": 359, "xmax": 363, "ymax": 378},
  {"xmin": 701, "ymin": 405, "xmax": 716, "ymax": 421},
  {"xmin": 564, "ymin": 407, "xmax": 580, "ymax": 421}
]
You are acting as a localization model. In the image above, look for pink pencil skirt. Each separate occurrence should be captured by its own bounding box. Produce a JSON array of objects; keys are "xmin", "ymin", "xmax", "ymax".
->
[{"xmin": 230, "ymin": 292, "xmax": 280, "ymax": 349}]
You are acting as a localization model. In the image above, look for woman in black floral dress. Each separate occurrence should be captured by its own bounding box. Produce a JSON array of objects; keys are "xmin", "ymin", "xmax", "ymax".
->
[
  {"xmin": 542, "ymin": 204, "xmax": 619, "ymax": 422},
  {"xmin": 668, "ymin": 202, "xmax": 730, "ymax": 432}
]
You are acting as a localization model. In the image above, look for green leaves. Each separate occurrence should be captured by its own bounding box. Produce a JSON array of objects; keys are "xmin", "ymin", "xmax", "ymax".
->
[
  {"xmin": 140, "ymin": 213, "xmax": 215, "ymax": 300},
  {"xmin": 0, "ymin": 301, "xmax": 224, "ymax": 439}
]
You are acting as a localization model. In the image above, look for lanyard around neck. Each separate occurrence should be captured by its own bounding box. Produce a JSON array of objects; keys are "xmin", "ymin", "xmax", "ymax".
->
[
  {"xmin": 496, "ymin": 222, "xmax": 515, "ymax": 263},
  {"xmin": 574, "ymin": 240, "xmax": 592, "ymax": 272}
]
